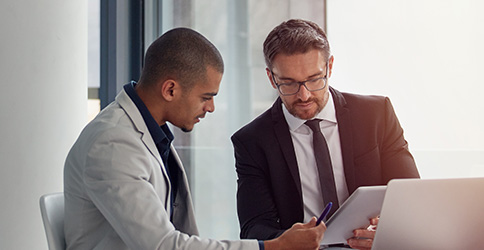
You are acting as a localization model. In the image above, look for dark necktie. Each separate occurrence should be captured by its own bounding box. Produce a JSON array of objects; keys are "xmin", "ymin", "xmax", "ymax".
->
[{"xmin": 305, "ymin": 119, "xmax": 339, "ymax": 217}]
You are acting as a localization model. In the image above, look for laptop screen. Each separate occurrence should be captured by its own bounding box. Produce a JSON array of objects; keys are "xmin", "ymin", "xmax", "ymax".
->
[{"xmin": 372, "ymin": 177, "xmax": 484, "ymax": 250}]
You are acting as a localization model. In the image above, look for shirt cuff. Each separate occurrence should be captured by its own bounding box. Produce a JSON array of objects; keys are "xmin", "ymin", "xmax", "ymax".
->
[{"xmin": 258, "ymin": 240, "xmax": 265, "ymax": 250}]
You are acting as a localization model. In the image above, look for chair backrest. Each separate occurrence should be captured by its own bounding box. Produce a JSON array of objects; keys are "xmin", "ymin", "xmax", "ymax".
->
[{"xmin": 39, "ymin": 192, "xmax": 66, "ymax": 250}]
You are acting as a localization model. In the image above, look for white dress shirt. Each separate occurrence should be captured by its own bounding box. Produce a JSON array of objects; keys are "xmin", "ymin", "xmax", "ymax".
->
[{"xmin": 282, "ymin": 91, "xmax": 349, "ymax": 222}]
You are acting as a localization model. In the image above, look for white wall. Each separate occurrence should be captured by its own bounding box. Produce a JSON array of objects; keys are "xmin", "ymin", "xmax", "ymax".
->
[
  {"xmin": 327, "ymin": 0, "xmax": 484, "ymax": 178},
  {"xmin": 0, "ymin": 1, "xmax": 87, "ymax": 249}
]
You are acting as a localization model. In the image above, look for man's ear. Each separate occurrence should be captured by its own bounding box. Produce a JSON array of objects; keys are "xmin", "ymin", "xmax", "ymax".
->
[
  {"xmin": 266, "ymin": 68, "xmax": 277, "ymax": 89},
  {"xmin": 160, "ymin": 79, "xmax": 178, "ymax": 101},
  {"xmin": 328, "ymin": 56, "xmax": 334, "ymax": 78}
]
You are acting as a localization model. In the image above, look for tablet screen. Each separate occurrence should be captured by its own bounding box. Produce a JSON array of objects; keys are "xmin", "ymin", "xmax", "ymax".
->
[{"xmin": 320, "ymin": 185, "xmax": 386, "ymax": 246}]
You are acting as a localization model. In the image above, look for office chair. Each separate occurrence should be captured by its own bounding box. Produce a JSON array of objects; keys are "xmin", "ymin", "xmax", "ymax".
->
[{"xmin": 39, "ymin": 192, "xmax": 66, "ymax": 250}]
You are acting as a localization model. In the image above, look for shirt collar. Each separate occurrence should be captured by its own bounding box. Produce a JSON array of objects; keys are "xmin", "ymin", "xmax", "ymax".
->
[
  {"xmin": 124, "ymin": 81, "xmax": 174, "ymax": 147},
  {"xmin": 282, "ymin": 90, "xmax": 337, "ymax": 133}
]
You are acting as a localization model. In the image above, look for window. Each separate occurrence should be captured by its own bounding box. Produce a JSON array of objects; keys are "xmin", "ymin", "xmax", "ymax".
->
[
  {"xmin": 147, "ymin": 0, "xmax": 327, "ymax": 239},
  {"xmin": 94, "ymin": 0, "xmax": 327, "ymax": 239},
  {"xmin": 327, "ymin": 0, "xmax": 484, "ymax": 178}
]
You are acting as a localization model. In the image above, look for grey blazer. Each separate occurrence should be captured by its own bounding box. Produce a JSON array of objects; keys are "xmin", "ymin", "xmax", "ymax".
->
[{"xmin": 64, "ymin": 89, "xmax": 257, "ymax": 250}]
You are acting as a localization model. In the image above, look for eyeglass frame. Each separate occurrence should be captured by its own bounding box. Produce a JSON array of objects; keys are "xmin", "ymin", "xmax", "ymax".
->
[{"xmin": 270, "ymin": 60, "xmax": 330, "ymax": 96}]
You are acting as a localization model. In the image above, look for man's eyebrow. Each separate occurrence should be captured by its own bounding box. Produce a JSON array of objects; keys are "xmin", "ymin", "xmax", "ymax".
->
[{"xmin": 203, "ymin": 92, "xmax": 218, "ymax": 97}]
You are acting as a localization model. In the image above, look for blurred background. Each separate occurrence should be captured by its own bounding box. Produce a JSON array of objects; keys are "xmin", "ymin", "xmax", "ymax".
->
[{"xmin": 1, "ymin": 0, "xmax": 483, "ymax": 249}]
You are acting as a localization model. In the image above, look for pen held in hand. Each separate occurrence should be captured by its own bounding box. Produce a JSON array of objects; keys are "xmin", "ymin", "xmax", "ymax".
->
[{"xmin": 316, "ymin": 202, "xmax": 333, "ymax": 226}]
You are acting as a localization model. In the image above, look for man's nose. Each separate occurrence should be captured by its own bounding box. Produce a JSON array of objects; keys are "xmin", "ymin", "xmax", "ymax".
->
[
  {"xmin": 205, "ymin": 98, "xmax": 215, "ymax": 113},
  {"xmin": 296, "ymin": 84, "xmax": 311, "ymax": 101}
]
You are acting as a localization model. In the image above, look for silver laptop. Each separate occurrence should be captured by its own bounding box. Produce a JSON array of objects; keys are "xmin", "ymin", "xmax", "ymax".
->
[{"xmin": 372, "ymin": 177, "xmax": 484, "ymax": 250}]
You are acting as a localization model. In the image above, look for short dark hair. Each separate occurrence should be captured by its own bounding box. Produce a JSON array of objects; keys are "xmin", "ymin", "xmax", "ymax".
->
[
  {"xmin": 139, "ymin": 27, "xmax": 224, "ymax": 90},
  {"xmin": 263, "ymin": 19, "xmax": 331, "ymax": 70}
]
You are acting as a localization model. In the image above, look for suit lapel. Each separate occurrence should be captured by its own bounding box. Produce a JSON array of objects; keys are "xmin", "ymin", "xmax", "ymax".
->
[
  {"xmin": 169, "ymin": 144, "xmax": 199, "ymax": 235},
  {"xmin": 271, "ymin": 98, "xmax": 303, "ymax": 197},
  {"xmin": 116, "ymin": 90, "xmax": 173, "ymax": 206},
  {"xmin": 330, "ymin": 87, "xmax": 357, "ymax": 193}
]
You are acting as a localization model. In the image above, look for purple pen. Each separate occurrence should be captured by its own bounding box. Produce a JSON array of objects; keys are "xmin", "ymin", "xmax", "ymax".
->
[{"xmin": 316, "ymin": 202, "xmax": 333, "ymax": 225}]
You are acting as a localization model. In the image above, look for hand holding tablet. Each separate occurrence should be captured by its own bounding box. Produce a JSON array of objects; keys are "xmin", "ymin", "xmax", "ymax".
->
[{"xmin": 320, "ymin": 186, "xmax": 386, "ymax": 246}]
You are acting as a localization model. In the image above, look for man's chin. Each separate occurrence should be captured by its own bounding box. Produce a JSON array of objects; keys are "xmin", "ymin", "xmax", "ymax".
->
[
  {"xmin": 181, "ymin": 127, "xmax": 193, "ymax": 133},
  {"xmin": 290, "ymin": 109, "xmax": 318, "ymax": 120}
]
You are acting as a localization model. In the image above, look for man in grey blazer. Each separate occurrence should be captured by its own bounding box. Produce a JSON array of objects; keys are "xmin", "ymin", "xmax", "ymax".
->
[
  {"xmin": 232, "ymin": 19, "xmax": 420, "ymax": 250},
  {"xmin": 64, "ymin": 28, "xmax": 325, "ymax": 250}
]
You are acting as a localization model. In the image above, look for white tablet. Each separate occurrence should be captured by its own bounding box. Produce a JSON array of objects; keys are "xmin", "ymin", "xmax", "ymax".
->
[{"xmin": 320, "ymin": 185, "xmax": 386, "ymax": 246}]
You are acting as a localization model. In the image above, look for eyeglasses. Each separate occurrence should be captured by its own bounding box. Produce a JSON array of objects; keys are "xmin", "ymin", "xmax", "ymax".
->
[{"xmin": 271, "ymin": 62, "xmax": 329, "ymax": 96}]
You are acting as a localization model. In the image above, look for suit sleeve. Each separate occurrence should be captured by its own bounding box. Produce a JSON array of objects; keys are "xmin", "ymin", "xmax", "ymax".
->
[
  {"xmin": 380, "ymin": 97, "xmax": 420, "ymax": 182},
  {"xmin": 83, "ymin": 128, "xmax": 258, "ymax": 250},
  {"xmin": 232, "ymin": 134, "xmax": 286, "ymax": 240}
]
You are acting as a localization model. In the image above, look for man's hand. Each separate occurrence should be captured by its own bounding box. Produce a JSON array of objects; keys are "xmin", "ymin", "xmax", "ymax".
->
[
  {"xmin": 264, "ymin": 217, "xmax": 326, "ymax": 250},
  {"xmin": 347, "ymin": 216, "xmax": 379, "ymax": 250}
]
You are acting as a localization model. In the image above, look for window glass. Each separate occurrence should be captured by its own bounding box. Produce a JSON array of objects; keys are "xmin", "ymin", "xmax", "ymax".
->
[
  {"xmin": 151, "ymin": 0, "xmax": 326, "ymax": 239},
  {"xmin": 327, "ymin": 0, "xmax": 484, "ymax": 178}
]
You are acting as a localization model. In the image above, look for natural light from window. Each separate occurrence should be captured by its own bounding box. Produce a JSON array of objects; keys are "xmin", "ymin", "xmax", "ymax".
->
[{"xmin": 327, "ymin": 0, "xmax": 484, "ymax": 179}]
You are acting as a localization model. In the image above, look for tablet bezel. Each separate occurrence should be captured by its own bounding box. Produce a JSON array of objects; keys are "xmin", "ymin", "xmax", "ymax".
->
[{"xmin": 320, "ymin": 185, "xmax": 386, "ymax": 245}]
